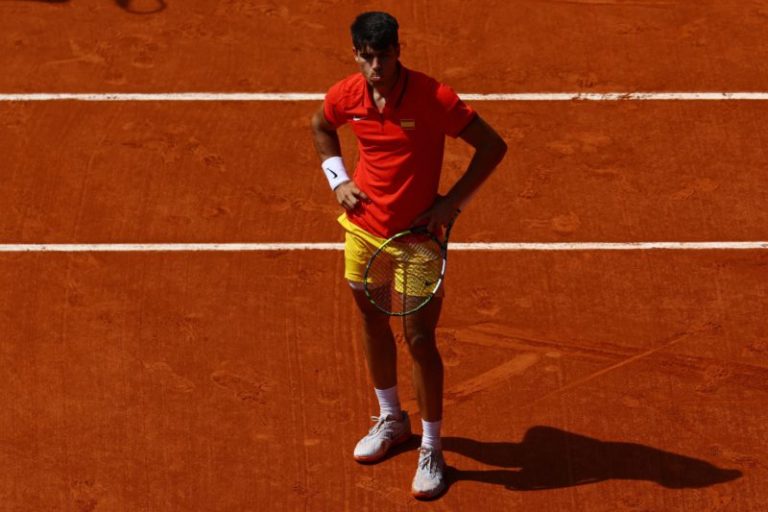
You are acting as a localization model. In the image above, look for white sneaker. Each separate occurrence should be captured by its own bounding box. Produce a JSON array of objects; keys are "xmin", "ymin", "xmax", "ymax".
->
[
  {"xmin": 411, "ymin": 447, "xmax": 447, "ymax": 499},
  {"xmin": 353, "ymin": 411, "xmax": 411, "ymax": 463}
]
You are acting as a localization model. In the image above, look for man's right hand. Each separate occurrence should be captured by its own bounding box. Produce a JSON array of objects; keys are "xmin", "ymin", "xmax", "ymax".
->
[{"xmin": 335, "ymin": 181, "xmax": 369, "ymax": 210}]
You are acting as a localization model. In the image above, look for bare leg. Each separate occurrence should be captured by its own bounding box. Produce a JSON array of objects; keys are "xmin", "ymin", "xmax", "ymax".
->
[
  {"xmin": 350, "ymin": 283, "xmax": 398, "ymax": 391},
  {"xmin": 403, "ymin": 297, "xmax": 443, "ymax": 422}
]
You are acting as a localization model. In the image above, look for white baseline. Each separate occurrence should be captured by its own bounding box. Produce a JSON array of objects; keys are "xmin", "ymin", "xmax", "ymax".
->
[
  {"xmin": 0, "ymin": 242, "xmax": 766, "ymax": 252},
  {"xmin": 3, "ymin": 92, "xmax": 768, "ymax": 102}
]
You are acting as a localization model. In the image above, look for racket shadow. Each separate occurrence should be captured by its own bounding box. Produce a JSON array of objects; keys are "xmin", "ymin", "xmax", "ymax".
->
[
  {"xmin": 114, "ymin": 0, "xmax": 166, "ymax": 14},
  {"xmin": 442, "ymin": 426, "xmax": 742, "ymax": 492}
]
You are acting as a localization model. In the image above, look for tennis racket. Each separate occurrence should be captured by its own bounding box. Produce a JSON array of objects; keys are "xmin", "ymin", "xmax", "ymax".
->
[{"xmin": 363, "ymin": 212, "xmax": 459, "ymax": 316}]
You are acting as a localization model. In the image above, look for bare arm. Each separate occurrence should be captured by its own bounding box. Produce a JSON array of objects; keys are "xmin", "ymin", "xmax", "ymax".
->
[
  {"xmin": 310, "ymin": 106, "xmax": 342, "ymax": 161},
  {"xmin": 310, "ymin": 106, "xmax": 368, "ymax": 210},
  {"xmin": 414, "ymin": 115, "xmax": 508, "ymax": 232}
]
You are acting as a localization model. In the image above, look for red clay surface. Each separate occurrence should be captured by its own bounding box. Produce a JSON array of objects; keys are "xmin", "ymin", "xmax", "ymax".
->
[
  {"xmin": 1, "ymin": 1, "xmax": 767, "ymax": 511},
  {"xmin": 1, "ymin": 252, "xmax": 765, "ymax": 510},
  {"xmin": 2, "ymin": 102, "xmax": 768, "ymax": 243},
  {"xmin": 3, "ymin": 1, "xmax": 768, "ymax": 92}
]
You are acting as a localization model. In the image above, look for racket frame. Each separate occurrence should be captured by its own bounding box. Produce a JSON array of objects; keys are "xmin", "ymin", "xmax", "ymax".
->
[{"xmin": 363, "ymin": 219, "xmax": 455, "ymax": 317}]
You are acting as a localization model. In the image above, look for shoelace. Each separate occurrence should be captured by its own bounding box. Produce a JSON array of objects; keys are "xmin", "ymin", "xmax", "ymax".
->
[
  {"xmin": 418, "ymin": 450, "xmax": 442, "ymax": 477},
  {"xmin": 367, "ymin": 415, "xmax": 397, "ymax": 439}
]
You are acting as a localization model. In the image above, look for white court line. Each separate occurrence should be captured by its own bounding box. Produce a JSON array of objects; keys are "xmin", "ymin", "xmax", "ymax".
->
[
  {"xmin": 3, "ymin": 92, "xmax": 768, "ymax": 101},
  {"xmin": 0, "ymin": 242, "xmax": 766, "ymax": 252},
  {"xmin": 2, "ymin": 92, "xmax": 764, "ymax": 252}
]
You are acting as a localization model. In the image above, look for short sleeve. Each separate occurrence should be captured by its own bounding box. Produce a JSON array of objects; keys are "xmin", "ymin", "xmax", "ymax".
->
[
  {"xmin": 435, "ymin": 83, "xmax": 476, "ymax": 138},
  {"xmin": 323, "ymin": 81, "xmax": 347, "ymax": 129}
]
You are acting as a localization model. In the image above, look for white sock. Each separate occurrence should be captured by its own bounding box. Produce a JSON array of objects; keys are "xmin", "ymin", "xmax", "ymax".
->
[
  {"xmin": 421, "ymin": 419, "xmax": 442, "ymax": 451},
  {"xmin": 374, "ymin": 386, "xmax": 402, "ymax": 419}
]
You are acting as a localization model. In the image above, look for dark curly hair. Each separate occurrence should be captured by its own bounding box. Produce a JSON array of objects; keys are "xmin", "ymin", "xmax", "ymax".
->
[{"xmin": 350, "ymin": 12, "xmax": 399, "ymax": 51}]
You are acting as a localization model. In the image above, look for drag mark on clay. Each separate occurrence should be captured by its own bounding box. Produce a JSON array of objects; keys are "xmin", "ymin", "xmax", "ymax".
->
[
  {"xmin": 143, "ymin": 361, "xmax": 195, "ymax": 393},
  {"xmin": 70, "ymin": 479, "xmax": 103, "ymax": 512},
  {"xmin": 526, "ymin": 322, "xmax": 721, "ymax": 408},
  {"xmin": 355, "ymin": 476, "xmax": 412, "ymax": 508},
  {"xmin": 696, "ymin": 364, "xmax": 733, "ymax": 394},
  {"xmin": 402, "ymin": 353, "xmax": 540, "ymax": 410},
  {"xmin": 443, "ymin": 353, "xmax": 541, "ymax": 405},
  {"xmin": 210, "ymin": 370, "xmax": 268, "ymax": 404},
  {"xmin": 449, "ymin": 323, "xmax": 633, "ymax": 361}
]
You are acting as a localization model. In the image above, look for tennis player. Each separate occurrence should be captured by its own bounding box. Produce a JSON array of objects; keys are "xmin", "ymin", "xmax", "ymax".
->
[{"xmin": 310, "ymin": 11, "xmax": 507, "ymax": 499}]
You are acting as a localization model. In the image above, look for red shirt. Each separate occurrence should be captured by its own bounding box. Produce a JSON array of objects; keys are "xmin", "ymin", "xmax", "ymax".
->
[{"xmin": 323, "ymin": 65, "xmax": 476, "ymax": 238}]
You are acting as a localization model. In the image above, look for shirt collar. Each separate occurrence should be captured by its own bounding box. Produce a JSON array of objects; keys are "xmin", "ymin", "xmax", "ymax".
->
[{"xmin": 362, "ymin": 62, "xmax": 409, "ymax": 112}]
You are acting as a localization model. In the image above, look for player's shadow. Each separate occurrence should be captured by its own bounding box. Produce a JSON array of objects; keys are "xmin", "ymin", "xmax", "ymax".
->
[
  {"xmin": 114, "ymin": 0, "xmax": 166, "ymax": 14},
  {"xmin": 442, "ymin": 425, "xmax": 742, "ymax": 492}
]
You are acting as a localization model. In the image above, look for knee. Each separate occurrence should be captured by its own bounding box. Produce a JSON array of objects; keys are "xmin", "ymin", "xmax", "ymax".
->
[{"xmin": 406, "ymin": 332, "xmax": 439, "ymax": 361}]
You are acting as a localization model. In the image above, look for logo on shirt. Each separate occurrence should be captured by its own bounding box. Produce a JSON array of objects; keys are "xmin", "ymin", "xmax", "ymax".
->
[
  {"xmin": 352, "ymin": 115, "xmax": 367, "ymax": 121},
  {"xmin": 400, "ymin": 119, "xmax": 416, "ymax": 130}
]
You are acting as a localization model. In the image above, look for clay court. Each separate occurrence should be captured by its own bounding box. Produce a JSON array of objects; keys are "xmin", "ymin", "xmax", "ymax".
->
[{"xmin": 1, "ymin": 1, "xmax": 767, "ymax": 510}]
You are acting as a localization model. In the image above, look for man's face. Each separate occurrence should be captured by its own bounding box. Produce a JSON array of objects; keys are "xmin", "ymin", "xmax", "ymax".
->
[{"xmin": 353, "ymin": 44, "xmax": 400, "ymax": 87}]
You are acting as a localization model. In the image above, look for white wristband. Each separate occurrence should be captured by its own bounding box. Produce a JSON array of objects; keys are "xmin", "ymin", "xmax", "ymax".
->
[{"xmin": 322, "ymin": 156, "xmax": 350, "ymax": 190}]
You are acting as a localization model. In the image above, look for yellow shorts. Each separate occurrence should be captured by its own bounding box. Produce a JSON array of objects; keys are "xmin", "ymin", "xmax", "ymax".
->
[{"xmin": 338, "ymin": 214, "xmax": 445, "ymax": 298}]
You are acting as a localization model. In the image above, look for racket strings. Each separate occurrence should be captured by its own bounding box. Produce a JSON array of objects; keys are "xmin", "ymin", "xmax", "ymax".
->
[{"xmin": 365, "ymin": 237, "xmax": 443, "ymax": 315}]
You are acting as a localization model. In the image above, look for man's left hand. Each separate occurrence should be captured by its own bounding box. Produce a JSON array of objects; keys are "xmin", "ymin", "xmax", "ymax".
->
[{"xmin": 412, "ymin": 196, "xmax": 460, "ymax": 238}]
